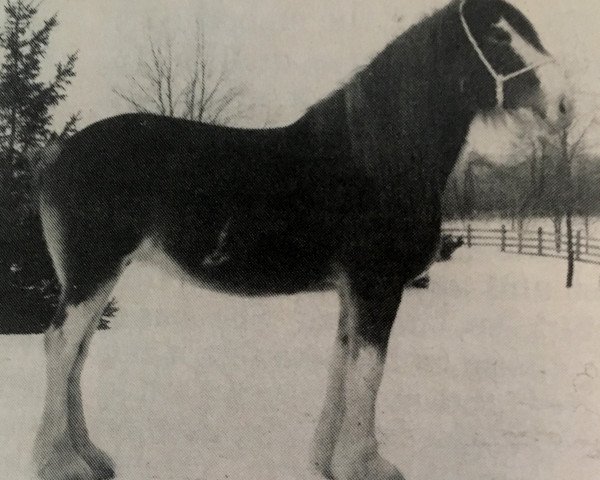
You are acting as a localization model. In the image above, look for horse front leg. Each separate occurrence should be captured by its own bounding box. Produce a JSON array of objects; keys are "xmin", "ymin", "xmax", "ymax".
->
[{"xmin": 329, "ymin": 274, "xmax": 405, "ymax": 480}]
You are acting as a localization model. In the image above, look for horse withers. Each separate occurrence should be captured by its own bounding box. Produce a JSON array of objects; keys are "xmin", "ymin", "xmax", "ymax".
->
[{"xmin": 31, "ymin": 1, "xmax": 572, "ymax": 479}]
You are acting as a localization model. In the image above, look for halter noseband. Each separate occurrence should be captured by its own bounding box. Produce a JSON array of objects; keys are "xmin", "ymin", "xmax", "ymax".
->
[{"xmin": 459, "ymin": 0, "xmax": 553, "ymax": 107}]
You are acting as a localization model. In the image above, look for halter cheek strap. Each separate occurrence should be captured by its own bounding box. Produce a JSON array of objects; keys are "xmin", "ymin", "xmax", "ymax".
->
[{"xmin": 459, "ymin": 0, "xmax": 553, "ymax": 107}]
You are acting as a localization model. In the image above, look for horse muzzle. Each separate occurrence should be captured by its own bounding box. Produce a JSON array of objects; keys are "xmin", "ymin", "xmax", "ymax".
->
[{"xmin": 530, "ymin": 61, "xmax": 575, "ymax": 134}]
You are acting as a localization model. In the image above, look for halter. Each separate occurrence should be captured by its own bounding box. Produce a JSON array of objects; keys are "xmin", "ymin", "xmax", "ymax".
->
[{"xmin": 459, "ymin": 0, "xmax": 553, "ymax": 107}]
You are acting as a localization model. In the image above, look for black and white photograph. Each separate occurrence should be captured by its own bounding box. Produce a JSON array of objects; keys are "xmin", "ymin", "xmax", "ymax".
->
[{"xmin": 0, "ymin": 1, "xmax": 599, "ymax": 479}]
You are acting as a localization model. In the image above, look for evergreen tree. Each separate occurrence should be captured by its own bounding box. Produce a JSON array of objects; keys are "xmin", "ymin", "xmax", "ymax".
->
[{"xmin": 0, "ymin": 0, "xmax": 79, "ymax": 333}]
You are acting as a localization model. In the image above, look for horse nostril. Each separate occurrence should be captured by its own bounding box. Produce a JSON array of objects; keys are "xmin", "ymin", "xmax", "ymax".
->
[
  {"xmin": 555, "ymin": 95, "xmax": 574, "ymax": 128},
  {"xmin": 559, "ymin": 100, "xmax": 567, "ymax": 115},
  {"xmin": 558, "ymin": 95, "xmax": 571, "ymax": 116}
]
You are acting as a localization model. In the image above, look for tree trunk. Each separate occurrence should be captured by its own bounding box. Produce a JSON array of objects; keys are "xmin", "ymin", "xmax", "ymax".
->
[
  {"xmin": 464, "ymin": 162, "xmax": 474, "ymax": 221},
  {"xmin": 585, "ymin": 215, "xmax": 590, "ymax": 254},
  {"xmin": 566, "ymin": 210, "xmax": 574, "ymax": 288},
  {"xmin": 562, "ymin": 129, "xmax": 574, "ymax": 288}
]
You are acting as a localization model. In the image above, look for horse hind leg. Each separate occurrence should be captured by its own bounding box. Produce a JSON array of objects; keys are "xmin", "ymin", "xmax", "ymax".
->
[
  {"xmin": 33, "ymin": 279, "xmax": 118, "ymax": 480},
  {"xmin": 33, "ymin": 198, "xmax": 123, "ymax": 480},
  {"xmin": 68, "ymin": 302, "xmax": 117, "ymax": 479}
]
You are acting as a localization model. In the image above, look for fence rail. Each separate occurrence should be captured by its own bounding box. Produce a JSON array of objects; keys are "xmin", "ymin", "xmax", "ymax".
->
[{"xmin": 442, "ymin": 224, "xmax": 600, "ymax": 266}]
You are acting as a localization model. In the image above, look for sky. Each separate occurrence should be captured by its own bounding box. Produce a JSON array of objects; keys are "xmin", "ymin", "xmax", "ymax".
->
[{"xmin": 20, "ymin": 0, "xmax": 600, "ymax": 150}]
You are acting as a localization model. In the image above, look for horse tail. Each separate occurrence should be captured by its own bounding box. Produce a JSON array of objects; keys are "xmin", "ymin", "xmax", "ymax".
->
[{"xmin": 26, "ymin": 140, "xmax": 64, "ymax": 191}]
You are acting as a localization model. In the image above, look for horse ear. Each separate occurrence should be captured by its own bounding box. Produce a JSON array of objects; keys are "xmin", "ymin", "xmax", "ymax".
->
[
  {"xmin": 463, "ymin": 0, "xmax": 494, "ymax": 9},
  {"xmin": 472, "ymin": 0, "xmax": 503, "ymax": 7},
  {"xmin": 463, "ymin": 0, "xmax": 507, "ymax": 42},
  {"xmin": 463, "ymin": 0, "xmax": 503, "ymax": 20}
]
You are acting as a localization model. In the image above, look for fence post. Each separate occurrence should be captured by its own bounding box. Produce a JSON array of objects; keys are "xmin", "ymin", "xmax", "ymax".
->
[
  {"xmin": 538, "ymin": 227, "xmax": 543, "ymax": 256},
  {"xmin": 585, "ymin": 216, "xmax": 590, "ymax": 254},
  {"xmin": 467, "ymin": 224, "xmax": 472, "ymax": 248},
  {"xmin": 586, "ymin": 230, "xmax": 589, "ymax": 255},
  {"xmin": 576, "ymin": 230, "xmax": 581, "ymax": 261},
  {"xmin": 518, "ymin": 225, "xmax": 523, "ymax": 254},
  {"xmin": 501, "ymin": 224, "xmax": 506, "ymax": 252}
]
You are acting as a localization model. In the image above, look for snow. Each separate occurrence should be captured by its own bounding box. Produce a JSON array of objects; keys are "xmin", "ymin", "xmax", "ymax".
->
[{"xmin": 1, "ymin": 248, "xmax": 600, "ymax": 480}]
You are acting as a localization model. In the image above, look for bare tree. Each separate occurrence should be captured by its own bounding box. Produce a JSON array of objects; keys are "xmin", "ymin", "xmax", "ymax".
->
[
  {"xmin": 114, "ymin": 22, "xmax": 248, "ymax": 125},
  {"xmin": 540, "ymin": 113, "xmax": 598, "ymax": 287},
  {"xmin": 561, "ymin": 117, "xmax": 597, "ymax": 287}
]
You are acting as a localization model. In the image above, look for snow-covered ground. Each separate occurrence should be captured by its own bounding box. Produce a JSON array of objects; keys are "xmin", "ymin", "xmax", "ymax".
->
[{"xmin": 1, "ymin": 248, "xmax": 600, "ymax": 480}]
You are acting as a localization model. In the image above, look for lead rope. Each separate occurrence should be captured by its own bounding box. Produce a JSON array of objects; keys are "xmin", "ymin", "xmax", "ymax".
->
[{"xmin": 459, "ymin": 0, "xmax": 553, "ymax": 107}]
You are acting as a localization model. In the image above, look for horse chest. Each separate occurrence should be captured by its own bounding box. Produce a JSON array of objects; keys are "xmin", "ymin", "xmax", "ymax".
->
[{"xmin": 340, "ymin": 201, "xmax": 441, "ymax": 273}]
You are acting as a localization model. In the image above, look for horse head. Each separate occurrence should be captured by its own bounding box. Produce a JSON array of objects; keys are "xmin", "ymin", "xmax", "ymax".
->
[{"xmin": 457, "ymin": 0, "xmax": 573, "ymax": 135}]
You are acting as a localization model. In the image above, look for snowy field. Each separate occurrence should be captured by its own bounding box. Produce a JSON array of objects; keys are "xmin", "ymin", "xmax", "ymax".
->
[{"xmin": 1, "ymin": 248, "xmax": 600, "ymax": 480}]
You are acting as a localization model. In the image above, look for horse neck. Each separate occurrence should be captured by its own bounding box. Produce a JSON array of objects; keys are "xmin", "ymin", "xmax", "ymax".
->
[
  {"xmin": 361, "ymin": 8, "xmax": 475, "ymax": 192},
  {"xmin": 302, "ymin": 2, "xmax": 476, "ymax": 205}
]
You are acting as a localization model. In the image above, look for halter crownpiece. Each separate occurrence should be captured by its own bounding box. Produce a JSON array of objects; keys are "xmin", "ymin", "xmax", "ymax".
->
[{"xmin": 459, "ymin": 0, "xmax": 554, "ymax": 107}]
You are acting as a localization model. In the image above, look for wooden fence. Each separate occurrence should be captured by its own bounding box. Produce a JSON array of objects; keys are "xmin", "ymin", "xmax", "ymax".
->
[{"xmin": 442, "ymin": 224, "xmax": 600, "ymax": 266}]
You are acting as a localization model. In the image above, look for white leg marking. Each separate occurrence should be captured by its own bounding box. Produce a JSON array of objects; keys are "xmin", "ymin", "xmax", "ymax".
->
[
  {"xmin": 311, "ymin": 307, "xmax": 350, "ymax": 476},
  {"xmin": 33, "ymin": 282, "xmax": 116, "ymax": 480},
  {"xmin": 34, "ymin": 314, "xmax": 95, "ymax": 479},
  {"xmin": 331, "ymin": 345, "xmax": 404, "ymax": 480},
  {"xmin": 68, "ymin": 314, "xmax": 116, "ymax": 478},
  {"xmin": 340, "ymin": 346, "xmax": 383, "ymax": 441}
]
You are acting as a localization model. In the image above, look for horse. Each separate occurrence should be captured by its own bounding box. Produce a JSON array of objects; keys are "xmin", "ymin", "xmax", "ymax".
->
[{"xmin": 30, "ymin": 0, "xmax": 572, "ymax": 479}]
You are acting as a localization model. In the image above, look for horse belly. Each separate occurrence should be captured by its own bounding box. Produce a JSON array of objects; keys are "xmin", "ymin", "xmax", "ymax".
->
[{"xmin": 135, "ymin": 235, "xmax": 335, "ymax": 296}]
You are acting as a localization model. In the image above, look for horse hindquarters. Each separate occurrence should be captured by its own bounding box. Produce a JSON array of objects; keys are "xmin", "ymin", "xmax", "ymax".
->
[{"xmin": 312, "ymin": 267, "xmax": 405, "ymax": 480}]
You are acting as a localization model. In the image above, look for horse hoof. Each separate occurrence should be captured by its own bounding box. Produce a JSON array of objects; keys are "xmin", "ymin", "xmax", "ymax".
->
[
  {"xmin": 364, "ymin": 457, "xmax": 405, "ymax": 480},
  {"xmin": 331, "ymin": 439, "xmax": 405, "ymax": 480},
  {"xmin": 35, "ymin": 449, "xmax": 96, "ymax": 480},
  {"xmin": 77, "ymin": 444, "xmax": 115, "ymax": 479},
  {"xmin": 332, "ymin": 457, "xmax": 405, "ymax": 480},
  {"xmin": 309, "ymin": 435, "xmax": 337, "ymax": 479},
  {"xmin": 309, "ymin": 450, "xmax": 334, "ymax": 479}
]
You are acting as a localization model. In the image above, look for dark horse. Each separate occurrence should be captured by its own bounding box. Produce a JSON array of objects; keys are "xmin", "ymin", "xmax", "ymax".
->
[{"xmin": 31, "ymin": 1, "xmax": 572, "ymax": 479}]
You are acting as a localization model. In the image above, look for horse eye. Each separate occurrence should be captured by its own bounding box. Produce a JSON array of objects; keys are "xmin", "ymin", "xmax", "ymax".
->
[{"xmin": 488, "ymin": 28, "xmax": 512, "ymax": 45}]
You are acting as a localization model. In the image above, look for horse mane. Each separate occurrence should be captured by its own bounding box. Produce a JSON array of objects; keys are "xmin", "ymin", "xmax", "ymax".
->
[{"xmin": 302, "ymin": 0, "xmax": 465, "ymax": 184}]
